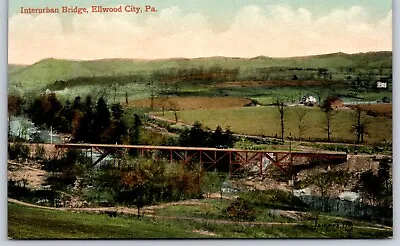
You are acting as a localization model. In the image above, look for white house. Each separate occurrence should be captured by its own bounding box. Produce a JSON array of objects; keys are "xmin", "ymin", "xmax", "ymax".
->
[
  {"xmin": 300, "ymin": 95, "xmax": 317, "ymax": 106},
  {"xmin": 377, "ymin": 81, "xmax": 387, "ymax": 89}
]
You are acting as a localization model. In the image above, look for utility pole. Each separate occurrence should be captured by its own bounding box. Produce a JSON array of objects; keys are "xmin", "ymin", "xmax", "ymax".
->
[{"xmin": 50, "ymin": 126, "xmax": 53, "ymax": 144}]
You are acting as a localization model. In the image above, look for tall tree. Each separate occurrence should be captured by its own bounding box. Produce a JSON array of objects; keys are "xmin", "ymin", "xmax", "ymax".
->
[
  {"xmin": 378, "ymin": 158, "xmax": 391, "ymax": 197},
  {"xmin": 93, "ymin": 97, "xmax": 111, "ymax": 143},
  {"xmin": 129, "ymin": 114, "xmax": 142, "ymax": 145},
  {"xmin": 111, "ymin": 103, "xmax": 124, "ymax": 121},
  {"xmin": 27, "ymin": 93, "xmax": 62, "ymax": 128},
  {"xmin": 107, "ymin": 103, "xmax": 127, "ymax": 144},
  {"xmin": 8, "ymin": 95, "xmax": 24, "ymax": 116},
  {"xmin": 73, "ymin": 95, "xmax": 95, "ymax": 142},
  {"xmin": 321, "ymin": 97, "xmax": 336, "ymax": 142},
  {"xmin": 224, "ymin": 127, "xmax": 235, "ymax": 148},
  {"xmin": 179, "ymin": 121, "xmax": 209, "ymax": 147},
  {"xmin": 210, "ymin": 125, "xmax": 224, "ymax": 147},
  {"xmin": 353, "ymin": 108, "xmax": 368, "ymax": 144},
  {"xmin": 358, "ymin": 170, "xmax": 382, "ymax": 206},
  {"xmin": 72, "ymin": 96, "xmax": 83, "ymax": 111},
  {"xmin": 295, "ymin": 108, "xmax": 307, "ymax": 140},
  {"xmin": 276, "ymin": 100, "xmax": 285, "ymax": 142}
]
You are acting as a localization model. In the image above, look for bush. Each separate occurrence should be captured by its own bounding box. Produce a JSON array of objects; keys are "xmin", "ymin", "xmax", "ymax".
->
[
  {"xmin": 8, "ymin": 142, "xmax": 30, "ymax": 160},
  {"xmin": 240, "ymin": 189, "xmax": 308, "ymax": 211},
  {"xmin": 34, "ymin": 145, "xmax": 46, "ymax": 160},
  {"xmin": 201, "ymin": 171, "xmax": 227, "ymax": 196},
  {"xmin": 83, "ymin": 189, "xmax": 117, "ymax": 207},
  {"xmin": 42, "ymin": 149, "xmax": 88, "ymax": 172},
  {"xmin": 104, "ymin": 159, "xmax": 206, "ymax": 211},
  {"xmin": 8, "ymin": 179, "xmax": 60, "ymax": 204},
  {"xmin": 225, "ymin": 198, "xmax": 256, "ymax": 221},
  {"xmin": 45, "ymin": 172, "xmax": 77, "ymax": 191}
]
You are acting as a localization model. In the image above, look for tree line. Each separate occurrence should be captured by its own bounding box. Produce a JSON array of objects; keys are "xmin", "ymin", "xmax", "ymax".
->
[
  {"xmin": 10, "ymin": 93, "xmax": 138, "ymax": 145},
  {"xmin": 9, "ymin": 93, "xmax": 236, "ymax": 148}
]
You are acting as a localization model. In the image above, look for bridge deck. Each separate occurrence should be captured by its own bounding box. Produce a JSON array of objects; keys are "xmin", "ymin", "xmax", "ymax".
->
[{"xmin": 55, "ymin": 143, "xmax": 346, "ymax": 156}]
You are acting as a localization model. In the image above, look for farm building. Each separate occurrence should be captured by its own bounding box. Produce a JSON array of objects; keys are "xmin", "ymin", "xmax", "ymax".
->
[{"xmin": 325, "ymin": 97, "xmax": 345, "ymax": 109}]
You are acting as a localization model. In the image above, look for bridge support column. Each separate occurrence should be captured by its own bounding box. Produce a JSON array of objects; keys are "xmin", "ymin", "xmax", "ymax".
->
[{"xmin": 229, "ymin": 151, "xmax": 232, "ymax": 176}]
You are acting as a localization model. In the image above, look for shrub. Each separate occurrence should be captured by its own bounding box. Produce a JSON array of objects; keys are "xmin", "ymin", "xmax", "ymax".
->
[
  {"xmin": 83, "ymin": 189, "xmax": 117, "ymax": 207},
  {"xmin": 201, "ymin": 171, "xmax": 227, "ymax": 196},
  {"xmin": 240, "ymin": 189, "xmax": 308, "ymax": 211},
  {"xmin": 8, "ymin": 142, "xmax": 30, "ymax": 160},
  {"xmin": 34, "ymin": 145, "xmax": 46, "ymax": 160},
  {"xmin": 225, "ymin": 198, "xmax": 256, "ymax": 221},
  {"xmin": 8, "ymin": 179, "xmax": 60, "ymax": 204},
  {"xmin": 42, "ymin": 149, "xmax": 88, "ymax": 172},
  {"xmin": 111, "ymin": 159, "xmax": 205, "ymax": 216},
  {"xmin": 45, "ymin": 172, "xmax": 77, "ymax": 191}
]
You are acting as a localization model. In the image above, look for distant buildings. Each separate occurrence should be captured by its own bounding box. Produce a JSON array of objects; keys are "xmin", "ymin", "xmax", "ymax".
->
[{"xmin": 325, "ymin": 97, "xmax": 345, "ymax": 109}]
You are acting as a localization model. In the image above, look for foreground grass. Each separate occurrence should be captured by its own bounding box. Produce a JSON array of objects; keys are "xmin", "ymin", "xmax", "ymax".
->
[
  {"xmin": 159, "ymin": 106, "xmax": 391, "ymax": 144},
  {"xmin": 8, "ymin": 203, "xmax": 200, "ymax": 239},
  {"xmin": 8, "ymin": 201, "xmax": 392, "ymax": 239}
]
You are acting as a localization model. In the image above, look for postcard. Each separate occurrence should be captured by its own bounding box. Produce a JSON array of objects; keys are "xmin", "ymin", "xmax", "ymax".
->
[{"xmin": 7, "ymin": 0, "xmax": 392, "ymax": 239}]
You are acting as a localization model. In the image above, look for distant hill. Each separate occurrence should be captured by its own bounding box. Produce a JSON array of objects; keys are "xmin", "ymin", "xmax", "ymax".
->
[
  {"xmin": 8, "ymin": 51, "xmax": 392, "ymax": 91},
  {"xmin": 8, "ymin": 64, "xmax": 27, "ymax": 75}
]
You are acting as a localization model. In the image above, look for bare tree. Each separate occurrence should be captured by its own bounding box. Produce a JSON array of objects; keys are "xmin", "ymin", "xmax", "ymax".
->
[
  {"xmin": 295, "ymin": 108, "xmax": 307, "ymax": 140},
  {"xmin": 113, "ymin": 86, "xmax": 117, "ymax": 102},
  {"xmin": 276, "ymin": 100, "xmax": 285, "ymax": 142},
  {"xmin": 321, "ymin": 98, "xmax": 336, "ymax": 142},
  {"xmin": 159, "ymin": 96, "xmax": 169, "ymax": 116},
  {"xmin": 353, "ymin": 108, "xmax": 368, "ymax": 144},
  {"xmin": 324, "ymin": 109, "xmax": 333, "ymax": 142},
  {"xmin": 150, "ymin": 92, "xmax": 155, "ymax": 110}
]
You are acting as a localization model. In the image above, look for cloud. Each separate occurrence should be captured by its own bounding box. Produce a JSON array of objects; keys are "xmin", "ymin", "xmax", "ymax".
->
[{"xmin": 8, "ymin": 5, "xmax": 392, "ymax": 64}]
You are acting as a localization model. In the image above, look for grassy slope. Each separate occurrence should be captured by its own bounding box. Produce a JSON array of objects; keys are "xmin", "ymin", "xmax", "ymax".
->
[
  {"xmin": 8, "ymin": 52, "xmax": 392, "ymax": 89},
  {"xmin": 158, "ymin": 106, "xmax": 392, "ymax": 144},
  {"xmin": 8, "ymin": 203, "xmax": 200, "ymax": 239},
  {"xmin": 8, "ymin": 64, "xmax": 27, "ymax": 74},
  {"xmin": 8, "ymin": 201, "xmax": 392, "ymax": 239}
]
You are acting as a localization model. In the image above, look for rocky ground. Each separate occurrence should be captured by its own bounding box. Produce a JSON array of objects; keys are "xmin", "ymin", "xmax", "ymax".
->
[
  {"xmin": 231, "ymin": 154, "xmax": 391, "ymax": 198},
  {"xmin": 7, "ymin": 151, "xmax": 391, "ymax": 207}
]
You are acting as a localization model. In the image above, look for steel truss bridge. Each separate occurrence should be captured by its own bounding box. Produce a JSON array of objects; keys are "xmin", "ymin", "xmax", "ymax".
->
[{"xmin": 55, "ymin": 144, "xmax": 347, "ymax": 176}]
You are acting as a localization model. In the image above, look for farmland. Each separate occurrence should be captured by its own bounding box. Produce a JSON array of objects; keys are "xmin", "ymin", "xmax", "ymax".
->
[
  {"xmin": 127, "ymin": 96, "xmax": 253, "ymax": 110},
  {"xmin": 348, "ymin": 103, "xmax": 392, "ymax": 117},
  {"xmin": 156, "ymin": 105, "xmax": 392, "ymax": 144}
]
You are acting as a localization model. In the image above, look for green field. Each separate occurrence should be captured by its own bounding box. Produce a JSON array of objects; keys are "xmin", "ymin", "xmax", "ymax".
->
[
  {"xmin": 158, "ymin": 106, "xmax": 392, "ymax": 144},
  {"xmin": 8, "ymin": 201, "xmax": 392, "ymax": 239},
  {"xmin": 8, "ymin": 202, "xmax": 201, "ymax": 239}
]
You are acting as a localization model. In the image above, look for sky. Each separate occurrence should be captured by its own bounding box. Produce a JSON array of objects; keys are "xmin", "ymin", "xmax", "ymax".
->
[{"xmin": 8, "ymin": 0, "xmax": 393, "ymax": 64}]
